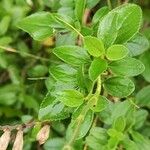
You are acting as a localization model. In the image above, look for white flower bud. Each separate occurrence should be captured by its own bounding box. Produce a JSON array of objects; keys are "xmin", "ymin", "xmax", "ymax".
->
[
  {"xmin": 0, "ymin": 128, "xmax": 11, "ymax": 150},
  {"xmin": 36, "ymin": 124, "xmax": 50, "ymax": 145},
  {"xmin": 12, "ymin": 130, "xmax": 24, "ymax": 150}
]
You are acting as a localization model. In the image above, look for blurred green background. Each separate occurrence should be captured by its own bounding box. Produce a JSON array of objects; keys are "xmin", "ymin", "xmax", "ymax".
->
[{"xmin": 0, "ymin": 0, "xmax": 150, "ymax": 149}]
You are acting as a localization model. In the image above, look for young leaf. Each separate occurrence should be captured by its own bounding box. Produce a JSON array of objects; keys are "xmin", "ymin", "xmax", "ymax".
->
[
  {"xmin": 90, "ymin": 96, "xmax": 108, "ymax": 112},
  {"xmin": 17, "ymin": 12, "xmax": 55, "ymax": 41},
  {"xmin": 106, "ymin": 44, "xmax": 129, "ymax": 61},
  {"xmin": 104, "ymin": 76, "xmax": 135, "ymax": 98},
  {"xmin": 53, "ymin": 46, "xmax": 90, "ymax": 66},
  {"xmin": 56, "ymin": 89, "xmax": 84, "ymax": 107},
  {"xmin": 84, "ymin": 36, "xmax": 105, "ymax": 57},
  {"xmin": 109, "ymin": 57, "xmax": 145, "ymax": 76},
  {"xmin": 49, "ymin": 64, "xmax": 77, "ymax": 82},
  {"xmin": 107, "ymin": 133, "xmax": 122, "ymax": 149},
  {"xmin": 113, "ymin": 116, "xmax": 126, "ymax": 132},
  {"xmin": 89, "ymin": 58, "xmax": 107, "ymax": 81}
]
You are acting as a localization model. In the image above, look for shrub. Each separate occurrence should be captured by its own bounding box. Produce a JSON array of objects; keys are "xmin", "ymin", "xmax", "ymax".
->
[{"xmin": 0, "ymin": 0, "xmax": 150, "ymax": 149}]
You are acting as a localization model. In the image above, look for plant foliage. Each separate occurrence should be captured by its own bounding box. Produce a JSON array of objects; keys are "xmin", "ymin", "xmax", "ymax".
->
[{"xmin": 0, "ymin": 0, "xmax": 150, "ymax": 150}]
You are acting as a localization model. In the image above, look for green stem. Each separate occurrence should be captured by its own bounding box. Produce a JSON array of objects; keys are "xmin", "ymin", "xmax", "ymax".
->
[
  {"xmin": 63, "ymin": 97, "xmax": 96, "ymax": 149},
  {"xmin": 68, "ymin": 115, "xmax": 84, "ymax": 146},
  {"xmin": 95, "ymin": 76, "xmax": 101, "ymax": 97},
  {"xmin": 54, "ymin": 16, "xmax": 84, "ymax": 38},
  {"xmin": 129, "ymin": 99, "xmax": 140, "ymax": 109},
  {"xmin": 85, "ymin": 80, "xmax": 96, "ymax": 101},
  {"xmin": 0, "ymin": 45, "xmax": 49, "ymax": 61},
  {"xmin": 107, "ymin": 0, "xmax": 112, "ymax": 10},
  {"xmin": 63, "ymin": 76, "xmax": 102, "ymax": 149},
  {"xmin": 27, "ymin": 77, "xmax": 48, "ymax": 80}
]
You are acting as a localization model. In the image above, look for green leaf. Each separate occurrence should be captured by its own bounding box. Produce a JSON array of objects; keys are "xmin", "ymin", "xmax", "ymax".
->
[
  {"xmin": 100, "ymin": 100, "xmax": 135, "ymax": 127},
  {"xmin": 86, "ymin": 0, "xmax": 100, "ymax": 9},
  {"xmin": 49, "ymin": 64, "xmax": 77, "ymax": 83},
  {"xmin": 98, "ymin": 4, "xmax": 142, "ymax": 47},
  {"xmin": 134, "ymin": 109, "xmax": 148, "ymax": 130},
  {"xmin": 44, "ymin": 138, "xmax": 65, "ymax": 150},
  {"xmin": 56, "ymin": 90, "xmax": 84, "ymax": 107},
  {"xmin": 136, "ymin": 85, "xmax": 150, "ymax": 108},
  {"xmin": 28, "ymin": 65, "xmax": 48, "ymax": 77},
  {"xmin": 60, "ymin": 0, "xmax": 74, "ymax": 7},
  {"xmin": 0, "ymin": 15, "xmax": 11, "ymax": 35},
  {"xmin": 75, "ymin": 0, "xmax": 86, "ymax": 22},
  {"xmin": 123, "ymin": 138, "xmax": 138, "ymax": 150},
  {"xmin": 89, "ymin": 58, "xmax": 107, "ymax": 81},
  {"xmin": 81, "ymin": 26, "xmax": 93, "ymax": 36},
  {"xmin": 97, "ymin": 11, "xmax": 118, "ymax": 48},
  {"xmin": 125, "ymin": 33, "xmax": 149, "ymax": 56},
  {"xmin": 107, "ymin": 134, "xmax": 121, "ymax": 149},
  {"xmin": 90, "ymin": 96, "xmax": 108, "ymax": 112},
  {"xmin": 86, "ymin": 127, "xmax": 108, "ymax": 149},
  {"xmin": 23, "ymin": 95, "xmax": 39, "ymax": 112},
  {"xmin": 92, "ymin": 6, "xmax": 109, "ymax": 24},
  {"xmin": 17, "ymin": 12, "xmax": 55, "ymax": 41},
  {"xmin": 45, "ymin": 78, "xmax": 75, "ymax": 97},
  {"xmin": 67, "ymin": 107, "xmax": 93, "ymax": 140},
  {"xmin": 140, "ymin": 51, "xmax": 150, "ymax": 82},
  {"xmin": 84, "ymin": 36, "xmax": 105, "ymax": 57},
  {"xmin": 0, "ymin": 84, "xmax": 19, "ymax": 105},
  {"xmin": 31, "ymin": 123, "xmax": 41, "ymax": 140},
  {"xmin": 58, "ymin": 7, "xmax": 74, "ymax": 20},
  {"xmin": 109, "ymin": 57, "xmax": 145, "ymax": 76},
  {"xmin": 38, "ymin": 93, "xmax": 70, "ymax": 121},
  {"xmin": 107, "ymin": 129, "xmax": 119, "ymax": 138},
  {"xmin": 76, "ymin": 65, "xmax": 86, "ymax": 92},
  {"xmin": 53, "ymin": 45, "xmax": 90, "ymax": 66},
  {"xmin": 114, "ymin": 4, "xmax": 142, "ymax": 44},
  {"xmin": 56, "ymin": 32, "xmax": 77, "ymax": 46},
  {"xmin": 104, "ymin": 76, "xmax": 135, "ymax": 98},
  {"xmin": 88, "ymin": 127, "xmax": 108, "ymax": 144},
  {"xmin": 131, "ymin": 131, "xmax": 150, "ymax": 150},
  {"xmin": 21, "ymin": 115, "xmax": 33, "ymax": 124},
  {"xmin": 106, "ymin": 44, "xmax": 129, "ymax": 61},
  {"xmin": 0, "ymin": 36, "xmax": 12, "ymax": 46},
  {"xmin": 113, "ymin": 116, "xmax": 126, "ymax": 132},
  {"xmin": 0, "ymin": 53, "xmax": 8, "ymax": 69}
]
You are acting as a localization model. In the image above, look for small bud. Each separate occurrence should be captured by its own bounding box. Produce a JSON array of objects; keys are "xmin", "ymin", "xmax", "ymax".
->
[
  {"xmin": 12, "ymin": 129, "xmax": 24, "ymax": 150},
  {"xmin": 0, "ymin": 128, "xmax": 11, "ymax": 150},
  {"xmin": 36, "ymin": 124, "xmax": 50, "ymax": 145}
]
